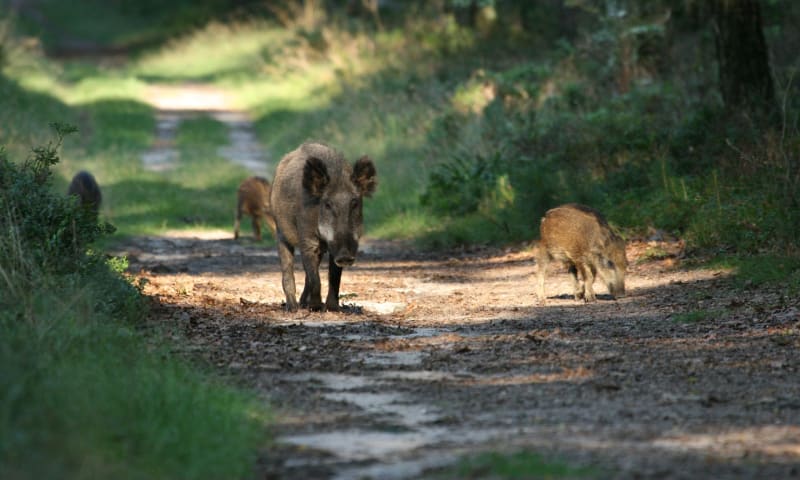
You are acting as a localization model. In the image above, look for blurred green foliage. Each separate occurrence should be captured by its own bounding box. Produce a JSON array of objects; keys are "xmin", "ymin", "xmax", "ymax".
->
[{"xmin": 3, "ymin": 0, "xmax": 799, "ymax": 255}]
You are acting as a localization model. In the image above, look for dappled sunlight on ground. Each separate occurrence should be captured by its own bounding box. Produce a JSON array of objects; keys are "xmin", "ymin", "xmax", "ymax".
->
[
  {"xmin": 111, "ymin": 234, "xmax": 800, "ymax": 478},
  {"xmin": 653, "ymin": 425, "xmax": 800, "ymax": 459},
  {"xmin": 145, "ymin": 84, "xmax": 236, "ymax": 111},
  {"xmin": 162, "ymin": 228, "xmax": 233, "ymax": 240}
]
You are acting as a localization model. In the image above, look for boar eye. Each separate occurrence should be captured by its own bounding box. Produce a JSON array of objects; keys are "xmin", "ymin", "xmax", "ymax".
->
[
  {"xmin": 350, "ymin": 198, "xmax": 360, "ymax": 209},
  {"xmin": 323, "ymin": 200, "xmax": 333, "ymax": 210}
]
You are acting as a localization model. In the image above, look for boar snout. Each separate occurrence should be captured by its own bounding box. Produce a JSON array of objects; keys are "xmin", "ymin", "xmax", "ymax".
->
[
  {"xmin": 331, "ymin": 233, "xmax": 358, "ymax": 267},
  {"xmin": 334, "ymin": 254, "xmax": 356, "ymax": 267},
  {"xmin": 601, "ymin": 238, "xmax": 628, "ymax": 298},
  {"xmin": 604, "ymin": 265, "xmax": 626, "ymax": 298}
]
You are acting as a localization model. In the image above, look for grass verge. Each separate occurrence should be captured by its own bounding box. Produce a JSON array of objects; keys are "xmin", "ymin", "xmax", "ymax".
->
[
  {"xmin": 439, "ymin": 450, "xmax": 596, "ymax": 479},
  {"xmin": 0, "ymin": 127, "xmax": 268, "ymax": 480}
]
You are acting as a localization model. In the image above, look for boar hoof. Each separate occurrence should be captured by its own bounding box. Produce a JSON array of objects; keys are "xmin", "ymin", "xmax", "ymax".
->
[
  {"xmin": 284, "ymin": 300, "xmax": 299, "ymax": 312},
  {"xmin": 326, "ymin": 302, "xmax": 340, "ymax": 312},
  {"xmin": 308, "ymin": 302, "xmax": 324, "ymax": 312}
]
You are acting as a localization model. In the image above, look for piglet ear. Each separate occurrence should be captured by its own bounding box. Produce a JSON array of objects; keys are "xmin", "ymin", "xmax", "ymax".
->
[
  {"xmin": 352, "ymin": 155, "xmax": 377, "ymax": 197},
  {"xmin": 303, "ymin": 157, "xmax": 329, "ymax": 199}
]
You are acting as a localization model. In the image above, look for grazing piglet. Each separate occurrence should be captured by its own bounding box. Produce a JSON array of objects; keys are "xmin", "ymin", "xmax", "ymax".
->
[
  {"xmin": 67, "ymin": 171, "xmax": 102, "ymax": 215},
  {"xmin": 234, "ymin": 176, "xmax": 276, "ymax": 241},
  {"xmin": 270, "ymin": 142, "xmax": 377, "ymax": 311},
  {"xmin": 537, "ymin": 203, "xmax": 627, "ymax": 304}
]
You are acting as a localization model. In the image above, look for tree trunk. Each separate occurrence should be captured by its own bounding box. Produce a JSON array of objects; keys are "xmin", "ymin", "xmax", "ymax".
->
[{"xmin": 711, "ymin": 0, "xmax": 776, "ymax": 115}]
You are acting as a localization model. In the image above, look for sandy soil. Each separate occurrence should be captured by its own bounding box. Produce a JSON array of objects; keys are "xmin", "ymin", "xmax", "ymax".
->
[{"xmin": 112, "ymin": 231, "xmax": 800, "ymax": 479}]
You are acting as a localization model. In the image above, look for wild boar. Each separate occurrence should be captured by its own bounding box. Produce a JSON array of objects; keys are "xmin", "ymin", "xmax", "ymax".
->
[
  {"xmin": 234, "ymin": 176, "xmax": 276, "ymax": 241},
  {"xmin": 67, "ymin": 170, "xmax": 102, "ymax": 214},
  {"xmin": 536, "ymin": 203, "xmax": 627, "ymax": 304},
  {"xmin": 270, "ymin": 142, "xmax": 377, "ymax": 311}
]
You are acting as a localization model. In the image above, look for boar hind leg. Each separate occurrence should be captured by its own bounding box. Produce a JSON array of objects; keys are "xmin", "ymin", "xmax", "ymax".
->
[
  {"xmin": 278, "ymin": 238, "xmax": 299, "ymax": 311},
  {"xmin": 264, "ymin": 213, "xmax": 277, "ymax": 240},
  {"xmin": 234, "ymin": 206, "xmax": 242, "ymax": 240},
  {"xmin": 536, "ymin": 253, "xmax": 549, "ymax": 305},
  {"xmin": 300, "ymin": 247, "xmax": 324, "ymax": 311},
  {"xmin": 252, "ymin": 216, "xmax": 262, "ymax": 241},
  {"xmin": 326, "ymin": 256, "xmax": 343, "ymax": 312}
]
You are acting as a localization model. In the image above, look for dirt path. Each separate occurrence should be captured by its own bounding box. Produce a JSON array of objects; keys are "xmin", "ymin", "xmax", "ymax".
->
[
  {"xmin": 141, "ymin": 84, "xmax": 270, "ymax": 175},
  {"xmin": 112, "ymin": 232, "xmax": 800, "ymax": 479}
]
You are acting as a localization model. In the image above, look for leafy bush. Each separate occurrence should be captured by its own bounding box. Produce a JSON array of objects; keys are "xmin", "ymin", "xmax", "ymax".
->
[
  {"xmin": 418, "ymin": 41, "xmax": 799, "ymax": 255},
  {"xmin": 421, "ymin": 149, "xmax": 507, "ymax": 215},
  {"xmin": 0, "ymin": 126, "xmax": 266, "ymax": 480},
  {"xmin": 0, "ymin": 124, "xmax": 113, "ymax": 278}
]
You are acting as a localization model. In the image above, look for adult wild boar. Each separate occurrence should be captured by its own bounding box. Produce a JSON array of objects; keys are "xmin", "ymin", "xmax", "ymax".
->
[
  {"xmin": 234, "ymin": 176, "xmax": 276, "ymax": 241},
  {"xmin": 536, "ymin": 203, "xmax": 627, "ymax": 304},
  {"xmin": 270, "ymin": 142, "xmax": 377, "ymax": 311},
  {"xmin": 67, "ymin": 170, "xmax": 102, "ymax": 215}
]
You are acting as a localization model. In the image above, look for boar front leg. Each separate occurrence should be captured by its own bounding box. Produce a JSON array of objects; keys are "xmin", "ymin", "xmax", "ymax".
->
[
  {"xmin": 234, "ymin": 202, "xmax": 243, "ymax": 240},
  {"xmin": 278, "ymin": 238, "xmax": 299, "ymax": 311},
  {"xmin": 568, "ymin": 264, "xmax": 585, "ymax": 300},
  {"xmin": 326, "ymin": 256, "xmax": 343, "ymax": 311},
  {"xmin": 579, "ymin": 263, "xmax": 597, "ymax": 302},
  {"xmin": 300, "ymin": 245, "xmax": 324, "ymax": 311},
  {"xmin": 299, "ymin": 246, "xmax": 324, "ymax": 308},
  {"xmin": 536, "ymin": 253, "xmax": 549, "ymax": 305}
]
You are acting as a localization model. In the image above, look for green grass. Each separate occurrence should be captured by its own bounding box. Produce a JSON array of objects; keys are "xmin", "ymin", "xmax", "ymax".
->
[
  {"xmin": 3, "ymin": 0, "xmax": 799, "ymax": 259},
  {"xmin": 0, "ymin": 281, "xmax": 267, "ymax": 480},
  {"xmin": 217, "ymin": 25, "xmax": 452, "ymax": 241},
  {"xmin": 671, "ymin": 309, "xmax": 715, "ymax": 324},
  {"xmin": 134, "ymin": 22, "xmax": 287, "ymax": 82},
  {"xmin": 0, "ymin": 95, "xmax": 268, "ymax": 479},
  {"xmin": 0, "ymin": 277, "xmax": 267, "ymax": 480},
  {"xmin": 100, "ymin": 114, "xmax": 258, "ymax": 237},
  {"xmin": 709, "ymin": 255, "xmax": 800, "ymax": 293},
  {"xmin": 442, "ymin": 450, "xmax": 596, "ymax": 479},
  {"xmin": 0, "ymin": 74, "xmax": 78, "ymax": 160},
  {"xmin": 11, "ymin": 0, "xmax": 245, "ymax": 55}
]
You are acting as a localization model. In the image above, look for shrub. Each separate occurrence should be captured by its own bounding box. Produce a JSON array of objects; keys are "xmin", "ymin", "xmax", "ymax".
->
[
  {"xmin": 0, "ymin": 126, "xmax": 265, "ymax": 480},
  {"xmin": 421, "ymin": 149, "xmax": 507, "ymax": 215},
  {"xmin": 0, "ymin": 124, "xmax": 114, "ymax": 280}
]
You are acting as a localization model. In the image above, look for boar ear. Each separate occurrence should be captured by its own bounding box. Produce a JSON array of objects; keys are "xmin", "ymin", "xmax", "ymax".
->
[
  {"xmin": 352, "ymin": 155, "xmax": 377, "ymax": 197},
  {"xmin": 303, "ymin": 157, "xmax": 330, "ymax": 199}
]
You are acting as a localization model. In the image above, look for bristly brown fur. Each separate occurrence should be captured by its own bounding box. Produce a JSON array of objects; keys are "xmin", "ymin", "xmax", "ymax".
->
[
  {"xmin": 271, "ymin": 143, "xmax": 378, "ymax": 312},
  {"xmin": 234, "ymin": 176, "xmax": 275, "ymax": 240},
  {"xmin": 67, "ymin": 170, "xmax": 101, "ymax": 213},
  {"xmin": 537, "ymin": 203, "xmax": 627, "ymax": 304}
]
